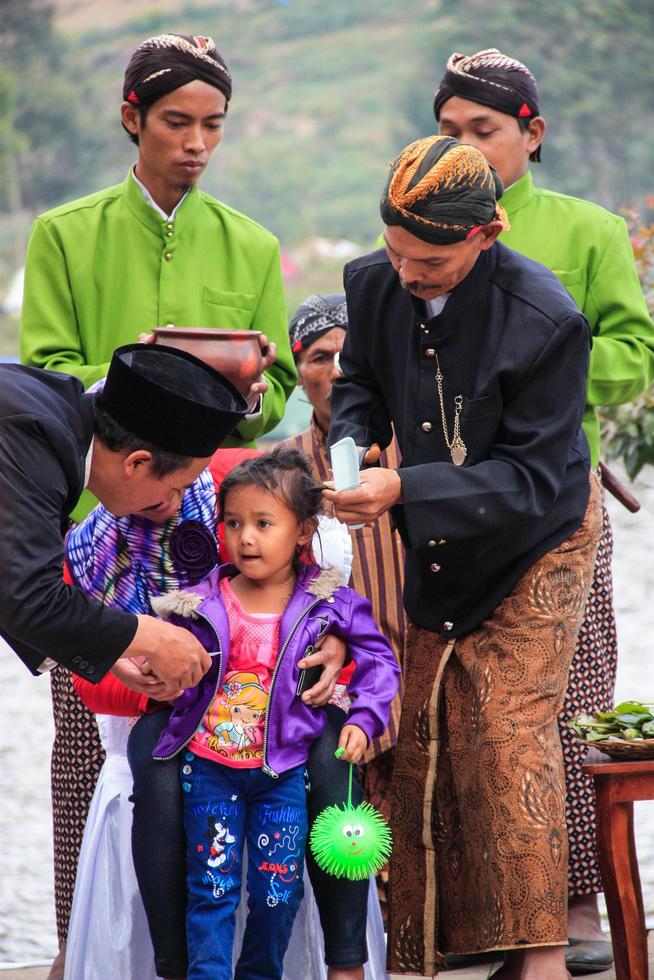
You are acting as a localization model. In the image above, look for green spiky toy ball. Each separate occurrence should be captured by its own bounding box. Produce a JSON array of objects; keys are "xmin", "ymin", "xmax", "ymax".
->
[{"xmin": 309, "ymin": 749, "xmax": 393, "ymax": 880}]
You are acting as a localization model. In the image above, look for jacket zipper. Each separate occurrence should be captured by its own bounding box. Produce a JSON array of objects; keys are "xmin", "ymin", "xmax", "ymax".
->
[
  {"xmin": 261, "ymin": 597, "xmax": 322, "ymax": 779},
  {"xmin": 154, "ymin": 610, "xmax": 223, "ymax": 761}
]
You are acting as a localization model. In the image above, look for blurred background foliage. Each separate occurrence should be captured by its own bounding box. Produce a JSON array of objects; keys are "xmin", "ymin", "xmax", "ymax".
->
[
  {"xmin": 0, "ymin": 0, "xmax": 653, "ymax": 459},
  {"xmin": 1, "ymin": 0, "xmax": 652, "ymax": 242},
  {"xmin": 601, "ymin": 212, "xmax": 654, "ymax": 480}
]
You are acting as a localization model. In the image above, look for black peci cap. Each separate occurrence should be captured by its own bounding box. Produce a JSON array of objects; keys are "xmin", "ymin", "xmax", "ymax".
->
[{"xmin": 97, "ymin": 343, "xmax": 248, "ymax": 457}]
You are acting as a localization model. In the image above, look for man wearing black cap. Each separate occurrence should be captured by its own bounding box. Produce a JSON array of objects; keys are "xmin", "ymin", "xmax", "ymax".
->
[
  {"xmin": 0, "ymin": 343, "xmax": 247, "ymax": 686},
  {"xmin": 326, "ymin": 135, "xmax": 602, "ymax": 979},
  {"xmin": 433, "ymin": 48, "xmax": 654, "ymax": 975},
  {"xmin": 0, "ymin": 343, "xmax": 248, "ymax": 979}
]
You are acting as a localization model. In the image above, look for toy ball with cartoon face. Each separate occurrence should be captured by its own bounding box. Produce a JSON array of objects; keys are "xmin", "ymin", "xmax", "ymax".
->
[{"xmin": 309, "ymin": 801, "xmax": 393, "ymax": 880}]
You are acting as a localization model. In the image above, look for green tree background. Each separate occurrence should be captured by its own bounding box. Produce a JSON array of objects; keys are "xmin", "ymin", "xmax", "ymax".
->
[
  {"xmin": 2, "ymin": 0, "xmax": 654, "ymax": 461},
  {"xmin": 2, "ymin": 0, "xmax": 653, "ymax": 247}
]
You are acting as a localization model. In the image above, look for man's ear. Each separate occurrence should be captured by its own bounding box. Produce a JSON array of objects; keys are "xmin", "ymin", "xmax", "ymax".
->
[
  {"xmin": 476, "ymin": 220, "xmax": 504, "ymax": 251},
  {"xmin": 123, "ymin": 449, "xmax": 153, "ymax": 476},
  {"xmin": 120, "ymin": 102, "xmax": 140, "ymax": 137},
  {"xmin": 527, "ymin": 116, "xmax": 546, "ymax": 157}
]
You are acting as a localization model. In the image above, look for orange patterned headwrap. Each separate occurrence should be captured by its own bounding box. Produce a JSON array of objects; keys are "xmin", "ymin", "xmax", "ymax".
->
[{"xmin": 380, "ymin": 135, "xmax": 509, "ymax": 244}]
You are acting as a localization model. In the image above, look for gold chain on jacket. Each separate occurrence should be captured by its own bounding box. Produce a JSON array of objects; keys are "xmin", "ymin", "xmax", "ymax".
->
[{"xmin": 434, "ymin": 350, "xmax": 467, "ymax": 466}]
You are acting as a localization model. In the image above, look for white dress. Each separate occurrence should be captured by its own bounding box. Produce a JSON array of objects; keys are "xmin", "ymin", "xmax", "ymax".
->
[{"xmin": 64, "ymin": 715, "xmax": 157, "ymax": 980}]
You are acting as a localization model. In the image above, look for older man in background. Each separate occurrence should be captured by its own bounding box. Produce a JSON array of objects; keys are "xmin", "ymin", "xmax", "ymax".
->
[{"xmin": 282, "ymin": 293, "xmax": 404, "ymax": 972}]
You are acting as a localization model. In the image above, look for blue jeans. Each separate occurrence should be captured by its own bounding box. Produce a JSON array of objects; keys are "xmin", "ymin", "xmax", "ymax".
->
[
  {"xmin": 129, "ymin": 705, "xmax": 369, "ymax": 974},
  {"xmin": 182, "ymin": 754, "xmax": 308, "ymax": 980},
  {"xmin": 305, "ymin": 705, "xmax": 369, "ymax": 968},
  {"xmin": 128, "ymin": 708, "xmax": 187, "ymax": 978}
]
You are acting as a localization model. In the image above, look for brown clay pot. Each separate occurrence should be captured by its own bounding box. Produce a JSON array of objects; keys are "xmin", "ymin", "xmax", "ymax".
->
[{"xmin": 152, "ymin": 327, "xmax": 264, "ymax": 395}]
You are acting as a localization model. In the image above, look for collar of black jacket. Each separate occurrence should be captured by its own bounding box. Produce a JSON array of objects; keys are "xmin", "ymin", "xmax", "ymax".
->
[{"xmin": 409, "ymin": 245, "xmax": 497, "ymax": 340}]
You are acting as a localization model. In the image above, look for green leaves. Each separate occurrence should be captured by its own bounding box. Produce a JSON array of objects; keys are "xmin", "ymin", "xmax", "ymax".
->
[
  {"xmin": 570, "ymin": 701, "xmax": 654, "ymax": 742},
  {"xmin": 602, "ymin": 385, "xmax": 654, "ymax": 481},
  {"xmin": 600, "ymin": 216, "xmax": 654, "ymax": 479}
]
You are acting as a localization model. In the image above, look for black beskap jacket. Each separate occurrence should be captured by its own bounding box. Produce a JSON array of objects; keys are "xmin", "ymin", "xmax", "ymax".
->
[
  {"xmin": 329, "ymin": 243, "xmax": 592, "ymax": 637},
  {"xmin": 0, "ymin": 366, "xmax": 137, "ymax": 678}
]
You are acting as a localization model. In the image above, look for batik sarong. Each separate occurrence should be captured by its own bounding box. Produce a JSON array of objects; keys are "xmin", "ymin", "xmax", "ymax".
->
[
  {"xmin": 388, "ymin": 476, "xmax": 602, "ymax": 975},
  {"xmin": 559, "ymin": 501, "xmax": 617, "ymax": 896}
]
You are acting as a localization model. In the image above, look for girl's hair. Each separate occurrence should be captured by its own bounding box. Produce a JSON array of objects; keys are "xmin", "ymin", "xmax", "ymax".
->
[
  {"xmin": 217, "ymin": 672, "xmax": 268, "ymax": 711},
  {"xmin": 218, "ymin": 445, "xmax": 323, "ymax": 524}
]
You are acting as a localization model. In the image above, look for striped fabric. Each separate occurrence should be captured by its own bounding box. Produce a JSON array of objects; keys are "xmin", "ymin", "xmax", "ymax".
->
[
  {"xmin": 66, "ymin": 467, "xmax": 217, "ymax": 612},
  {"xmin": 283, "ymin": 417, "xmax": 405, "ymax": 759}
]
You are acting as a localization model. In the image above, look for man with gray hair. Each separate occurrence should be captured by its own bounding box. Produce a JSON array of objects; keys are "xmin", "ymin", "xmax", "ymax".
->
[{"xmin": 327, "ymin": 134, "xmax": 601, "ymax": 980}]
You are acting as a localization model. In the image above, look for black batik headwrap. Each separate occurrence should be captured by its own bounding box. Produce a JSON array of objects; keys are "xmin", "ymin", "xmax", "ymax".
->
[
  {"xmin": 288, "ymin": 294, "xmax": 348, "ymax": 359},
  {"xmin": 433, "ymin": 48, "xmax": 542, "ymax": 162},
  {"xmin": 123, "ymin": 33, "xmax": 232, "ymax": 107},
  {"xmin": 380, "ymin": 135, "xmax": 508, "ymax": 245}
]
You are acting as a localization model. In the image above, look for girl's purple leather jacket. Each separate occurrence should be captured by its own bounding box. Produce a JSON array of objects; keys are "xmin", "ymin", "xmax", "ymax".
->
[{"xmin": 151, "ymin": 562, "xmax": 401, "ymax": 777}]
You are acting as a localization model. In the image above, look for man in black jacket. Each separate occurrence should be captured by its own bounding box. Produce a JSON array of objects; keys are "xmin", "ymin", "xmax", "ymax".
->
[
  {"xmin": 0, "ymin": 343, "xmax": 246, "ymax": 689},
  {"xmin": 326, "ymin": 136, "xmax": 602, "ymax": 980}
]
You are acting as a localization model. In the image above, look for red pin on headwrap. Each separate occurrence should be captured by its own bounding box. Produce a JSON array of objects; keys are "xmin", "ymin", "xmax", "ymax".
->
[{"xmin": 518, "ymin": 102, "xmax": 532, "ymax": 117}]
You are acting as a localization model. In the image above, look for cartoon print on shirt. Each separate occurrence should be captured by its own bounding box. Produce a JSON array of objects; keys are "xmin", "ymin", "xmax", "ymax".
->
[{"xmin": 202, "ymin": 671, "xmax": 268, "ymax": 759}]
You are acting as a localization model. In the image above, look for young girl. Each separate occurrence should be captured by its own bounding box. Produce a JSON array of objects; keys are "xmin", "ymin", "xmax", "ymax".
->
[{"xmin": 151, "ymin": 446, "xmax": 400, "ymax": 980}]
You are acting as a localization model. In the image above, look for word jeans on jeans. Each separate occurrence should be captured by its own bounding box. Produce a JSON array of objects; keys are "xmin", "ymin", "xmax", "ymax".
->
[{"xmin": 182, "ymin": 753, "xmax": 308, "ymax": 980}]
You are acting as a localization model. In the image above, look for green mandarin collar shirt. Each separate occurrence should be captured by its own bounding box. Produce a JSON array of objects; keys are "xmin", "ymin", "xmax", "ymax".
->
[
  {"xmin": 500, "ymin": 170, "xmax": 654, "ymax": 466},
  {"xmin": 20, "ymin": 171, "xmax": 296, "ymax": 518}
]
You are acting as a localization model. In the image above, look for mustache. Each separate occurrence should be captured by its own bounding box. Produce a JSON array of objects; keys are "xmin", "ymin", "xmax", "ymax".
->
[{"xmin": 399, "ymin": 276, "xmax": 438, "ymax": 294}]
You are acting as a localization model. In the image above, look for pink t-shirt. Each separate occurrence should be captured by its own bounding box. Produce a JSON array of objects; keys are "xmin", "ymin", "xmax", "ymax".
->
[{"xmin": 189, "ymin": 578, "xmax": 281, "ymax": 768}]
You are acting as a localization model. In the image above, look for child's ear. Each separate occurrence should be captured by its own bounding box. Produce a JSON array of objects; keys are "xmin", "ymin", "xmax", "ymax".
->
[{"xmin": 299, "ymin": 517, "xmax": 318, "ymax": 544}]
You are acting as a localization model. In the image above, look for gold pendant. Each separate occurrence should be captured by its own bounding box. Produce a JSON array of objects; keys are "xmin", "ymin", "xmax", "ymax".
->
[{"xmin": 450, "ymin": 438, "xmax": 467, "ymax": 466}]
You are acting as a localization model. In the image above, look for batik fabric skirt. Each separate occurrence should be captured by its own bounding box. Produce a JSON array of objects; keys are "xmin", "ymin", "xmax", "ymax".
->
[
  {"xmin": 388, "ymin": 477, "xmax": 602, "ymax": 976},
  {"xmin": 559, "ymin": 501, "xmax": 617, "ymax": 896},
  {"xmin": 50, "ymin": 666, "xmax": 104, "ymax": 945}
]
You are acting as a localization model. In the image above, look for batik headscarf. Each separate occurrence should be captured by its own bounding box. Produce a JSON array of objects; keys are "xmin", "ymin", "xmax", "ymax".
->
[
  {"xmin": 380, "ymin": 135, "xmax": 508, "ymax": 245},
  {"xmin": 66, "ymin": 468, "xmax": 218, "ymax": 615},
  {"xmin": 123, "ymin": 33, "xmax": 232, "ymax": 107},
  {"xmin": 288, "ymin": 294, "xmax": 348, "ymax": 359},
  {"xmin": 433, "ymin": 48, "xmax": 542, "ymax": 162}
]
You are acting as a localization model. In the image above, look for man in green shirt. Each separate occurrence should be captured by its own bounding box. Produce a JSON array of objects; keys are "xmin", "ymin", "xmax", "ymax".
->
[
  {"xmin": 434, "ymin": 47, "xmax": 654, "ymax": 976},
  {"xmin": 19, "ymin": 34, "xmax": 296, "ymax": 978},
  {"xmin": 20, "ymin": 33, "xmax": 295, "ymax": 485}
]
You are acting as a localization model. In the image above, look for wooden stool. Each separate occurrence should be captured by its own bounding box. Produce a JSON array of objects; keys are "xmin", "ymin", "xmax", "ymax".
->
[{"xmin": 583, "ymin": 755, "xmax": 654, "ymax": 980}]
